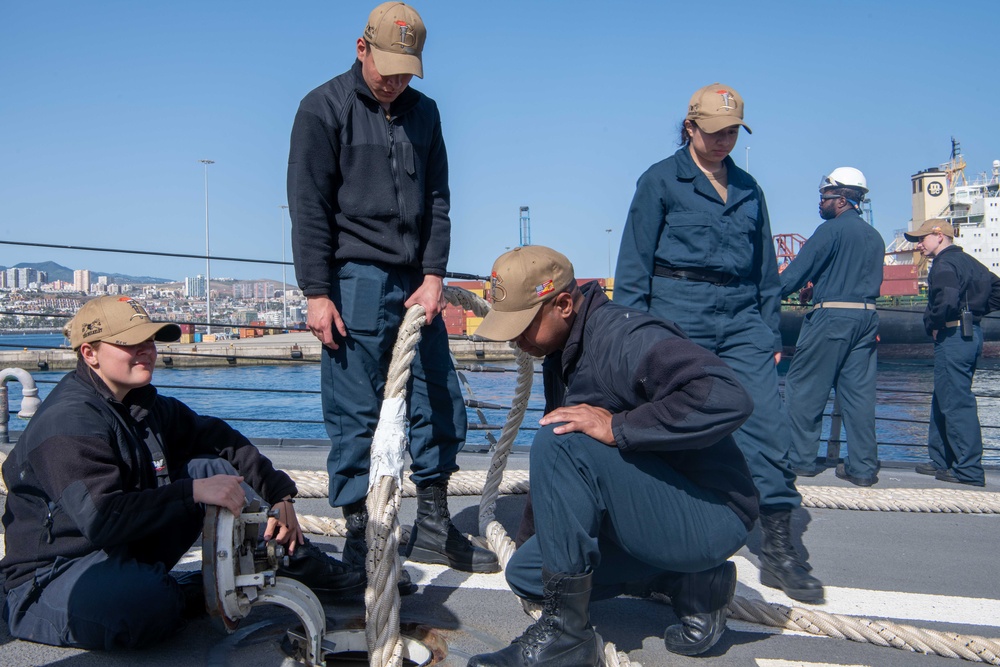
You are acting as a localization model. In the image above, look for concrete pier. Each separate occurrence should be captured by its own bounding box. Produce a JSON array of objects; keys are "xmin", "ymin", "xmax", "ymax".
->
[{"xmin": 0, "ymin": 332, "xmax": 517, "ymax": 370}]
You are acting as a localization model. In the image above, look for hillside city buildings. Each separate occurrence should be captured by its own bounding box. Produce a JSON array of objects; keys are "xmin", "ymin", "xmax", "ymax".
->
[{"xmin": 0, "ymin": 266, "xmax": 306, "ymax": 332}]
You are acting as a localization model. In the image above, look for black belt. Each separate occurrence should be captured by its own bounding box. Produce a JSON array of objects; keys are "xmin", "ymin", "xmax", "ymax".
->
[{"xmin": 654, "ymin": 265, "xmax": 740, "ymax": 287}]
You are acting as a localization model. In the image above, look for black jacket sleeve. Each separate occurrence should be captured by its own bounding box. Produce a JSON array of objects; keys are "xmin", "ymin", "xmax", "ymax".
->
[
  {"xmin": 288, "ymin": 106, "xmax": 341, "ymax": 296},
  {"xmin": 610, "ymin": 333, "xmax": 753, "ymax": 453},
  {"xmin": 154, "ymin": 396, "xmax": 297, "ymax": 505}
]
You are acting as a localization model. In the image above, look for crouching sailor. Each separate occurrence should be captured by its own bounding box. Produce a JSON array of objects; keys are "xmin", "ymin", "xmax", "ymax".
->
[
  {"xmin": 468, "ymin": 247, "xmax": 759, "ymax": 666},
  {"xmin": 1, "ymin": 296, "xmax": 364, "ymax": 650}
]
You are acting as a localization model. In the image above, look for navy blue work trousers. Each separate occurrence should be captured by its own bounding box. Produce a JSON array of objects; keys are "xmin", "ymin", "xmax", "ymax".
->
[
  {"xmin": 645, "ymin": 277, "xmax": 800, "ymax": 510},
  {"xmin": 929, "ymin": 325, "xmax": 984, "ymax": 484},
  {"xmin": 3, "ymin": 457, "xmax": 253, "ymax": 649},
  {"xmin": 504, "ymin": 425, "xmax": 748, "ymax": 600},
  {"xmin": 321, "ymin": 261, "xmax": 467, "ymax": 507},
  {"xmin": 783, "ymin": 308, "xmax": 879, "ymax": 478}
]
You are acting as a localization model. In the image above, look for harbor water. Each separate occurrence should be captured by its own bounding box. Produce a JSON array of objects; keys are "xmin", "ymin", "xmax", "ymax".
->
[{"xmin": 2, "ymin": 333, "xmax": 998, "ymax": 465}]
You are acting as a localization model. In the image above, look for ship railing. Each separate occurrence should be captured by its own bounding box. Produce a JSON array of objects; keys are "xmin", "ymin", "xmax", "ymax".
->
[
  {"xmin": 1, "ymin": 341, "xmax": 998, "ymax": 463},
  {"xmin": 0, "ymin": 238, "xmax": 997, "ymax": 465}
]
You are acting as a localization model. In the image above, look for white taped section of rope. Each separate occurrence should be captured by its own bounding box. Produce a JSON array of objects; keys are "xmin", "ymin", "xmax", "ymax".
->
[{"xmin": 369, "ymin": 397, "xmax": 407, "ymax": 488}]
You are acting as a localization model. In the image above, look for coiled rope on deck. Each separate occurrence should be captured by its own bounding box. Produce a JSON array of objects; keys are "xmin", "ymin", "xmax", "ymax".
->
[
  {"xmin": 724, "ymin": 596, "xmax": 1000, "ymax": 664},
  {"xmin": 275, "ymin": 470, "xmax": 1000, "ymax": 515}
]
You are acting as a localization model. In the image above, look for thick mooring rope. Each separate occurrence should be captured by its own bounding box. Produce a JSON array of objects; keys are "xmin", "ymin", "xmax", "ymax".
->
[
  {"xmin": 276, "ymin": 469, "xmax": 1000, "ymax": 515},
  {"xmin": 724, "ymin": 596, "xmax": 1000, "ymax": 664},
  {"xmin": 364, "ymin": 304, "xmax": 428, "ymax": 667}
]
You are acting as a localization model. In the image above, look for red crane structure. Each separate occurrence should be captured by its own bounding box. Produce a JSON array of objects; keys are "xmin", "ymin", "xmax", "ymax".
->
[{"xmin": 773, "ymin": 233, "xmax": 808, "ymax": 273}]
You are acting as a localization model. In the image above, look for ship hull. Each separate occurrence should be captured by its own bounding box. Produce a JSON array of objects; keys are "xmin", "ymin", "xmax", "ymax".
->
[{"xmin": 780, "ymin": 305, "xmax": 1000, "ymax": 355}]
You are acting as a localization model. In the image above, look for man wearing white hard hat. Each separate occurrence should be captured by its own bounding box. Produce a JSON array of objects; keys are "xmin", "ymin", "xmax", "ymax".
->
[{"xmin": 779, "ymin": 168, "xmax": 885, "ymax": 486}]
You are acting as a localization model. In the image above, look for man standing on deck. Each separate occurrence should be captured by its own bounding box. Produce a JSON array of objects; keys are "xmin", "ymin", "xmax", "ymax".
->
[
  {"xmin": 286, "ymin": 2, "xmax": 498, "ymax": 580},
  {"xmin": 779, "ymin": 168, "xmax": 885, "ymax": 487},
  {"xmin": 905, "ymin": 219, "xmax": 999, "ymax": 487}
]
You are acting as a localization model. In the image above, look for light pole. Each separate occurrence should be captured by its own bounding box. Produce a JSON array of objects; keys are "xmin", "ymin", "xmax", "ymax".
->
[
  {"xmin": 199, "ymin": 159, "xmax": 215, "ymax": 335},
  {"xmin": 279, "ymin": 205, "xmax": 289, "ymax": 329},
  {"xmin": 605, "ymin": 228, "xmax": 613, "ymax": 279}
]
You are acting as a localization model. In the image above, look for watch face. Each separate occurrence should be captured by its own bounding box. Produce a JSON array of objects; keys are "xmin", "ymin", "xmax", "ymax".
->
[{"xmin": 928, "ymin": 182, "xmax": 943, "ymax": 197}]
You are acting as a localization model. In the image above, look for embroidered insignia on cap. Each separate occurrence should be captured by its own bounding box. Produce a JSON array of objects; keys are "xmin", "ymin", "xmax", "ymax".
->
[
  {"xmin": 81, "ymin": 319, "xmax": 103, "ymax": 338},
  {"xmin": 716, "ymin": 90, "xmax": 734, "ymax": 111},
  {"xmin": 119, "ymin": 297, "xmax": 149, "ymax": 321},
  {"xmin": 536, "ymin": 280, "xmax": 555, "ymax": 298},
  {"xmin": 394, "ymin": 20, "xmax": 416, "ymax": 51},
  {"xmin": 490, "ymin": 271, "xmax": 507, "ymax": 302}
]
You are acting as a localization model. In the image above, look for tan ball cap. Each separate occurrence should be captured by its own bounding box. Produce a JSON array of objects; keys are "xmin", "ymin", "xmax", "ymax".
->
[
  {"xmin": 68, "ymin": 296, "xmax": 181, "ymax": 350},
  {"xmin": 363, "ymin": 2, "xmax": 426, "ymax": 78},
  {"xmin": 475, "ymin": 246, "xmax": 575, "ymax": 342},
  {"xmin": 686, "ymin": 82, "xmax": 752, "ymax": 134},
  {"xmin": 904, "ymin": 218, "xmax": 955, "ymax": 242}
]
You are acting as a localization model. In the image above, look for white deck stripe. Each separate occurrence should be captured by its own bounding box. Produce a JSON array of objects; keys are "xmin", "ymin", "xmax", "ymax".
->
[
  {"xmin": 756, "ymin": 661, "xmax": 869, "ymax": 667},
  {"xmin": 5, "ymin": 544, "xmax": 996, "ymax": 633},
  {"xmin": 731, "ymin": 555, "xmax": 1000, "ymax": 629}
]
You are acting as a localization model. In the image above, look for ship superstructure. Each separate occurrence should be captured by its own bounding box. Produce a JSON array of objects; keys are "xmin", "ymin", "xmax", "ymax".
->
[{"xmin": 893, "ymin": 139, "xmax": 1000, "ymax": 274}]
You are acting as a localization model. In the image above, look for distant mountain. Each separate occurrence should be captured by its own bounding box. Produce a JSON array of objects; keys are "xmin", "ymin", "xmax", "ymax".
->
[{"xmin": 0, "ymin": 261, "xmax": 172, "ymax": 285}]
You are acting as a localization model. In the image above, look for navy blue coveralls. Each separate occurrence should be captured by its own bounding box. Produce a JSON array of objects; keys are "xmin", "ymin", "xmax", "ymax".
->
[
  {"xmin": 504, "ymin": 286, "xmax": 758, "ymax": 599},
  {"xmin": 923, "ymin": 244, "xmax": 999, "ymax": 485},
  {"xmin": 615, "ymin": 146, "xmax": 800, "ymax": 510},
  {"xmin": 779, "ymin": 208, "xmax": 885, "ymax": 479}
]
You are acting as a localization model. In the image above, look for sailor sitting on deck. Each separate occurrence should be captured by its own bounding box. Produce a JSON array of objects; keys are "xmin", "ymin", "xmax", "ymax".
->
[
  {"xmin": 0, "ymin": 296, "xmax": 364, "ymax": 650},
  {"xmin": 468, "ymin": 247, "xmax": 759, "ymax": 666}
]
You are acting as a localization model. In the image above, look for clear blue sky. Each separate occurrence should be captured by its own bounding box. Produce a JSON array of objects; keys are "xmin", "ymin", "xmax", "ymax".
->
[{"xmin": 2, "ymin": 0, "xmax": 999, "ymax": 283}]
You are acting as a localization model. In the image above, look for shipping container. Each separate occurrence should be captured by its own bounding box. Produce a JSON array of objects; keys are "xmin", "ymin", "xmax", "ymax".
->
[{"xmin": 881, "ymin": 279, "xmax": 920, "ymax": 297}]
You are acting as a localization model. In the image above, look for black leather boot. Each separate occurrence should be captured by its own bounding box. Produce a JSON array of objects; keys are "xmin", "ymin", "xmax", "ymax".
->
[
  {"xmin": 342, "ymin": 499, "xmax": 417, "ymax": 596},
  {"xmin": 277, "ymin": 539, "xmax": 365, "ymax": 598},
  {"xmin": 663, "ymin": 561, "xmax": 736, "ymax": 656},
  {"xmin": 171, "ymin": 570, "xmax": 207, "ymax": 619},
  {"xmin": 406, "ymin": 479, "xmax": 499, "ymax": 573},
  {"xmin": 758, "ymin": 508, "xmax": 824, "ymax": 603},
  {"xmin": 467, "ymin": 571, "xmax": 605, "ymax": 667},
  {"xmin": 342, "ymin": 499, "xmax": 368, "ymax": 572}
]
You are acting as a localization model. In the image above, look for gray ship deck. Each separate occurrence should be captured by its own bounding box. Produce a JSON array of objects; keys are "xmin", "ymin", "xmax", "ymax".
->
[{"xmin": 1, "ymin": 445, "xmax": 997, "ymax": 667}]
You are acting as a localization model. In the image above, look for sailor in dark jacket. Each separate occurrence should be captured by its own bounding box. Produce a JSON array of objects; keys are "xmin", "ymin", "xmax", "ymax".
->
[
  {"xmin": 905, "ymin": 219, "xmax": 1000, "ymax": 487},
  {"xmin": 286, "ymin": 2, "xmax": 495, "ymax": 574},
  {"xmin": 614, "ymin": 83, "xmax": 821, "ymax": 603},
  {"xmin": 468, "ymin": 246, "xmax": 758, "ymax": 667},
  {"xmin": 780, "ymin": 168, "xmax": 885, "ymax": 486},
  {"xmin": 1, "ymin": 297, "xmax": 363, "ymax": 650}
]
